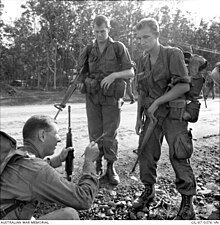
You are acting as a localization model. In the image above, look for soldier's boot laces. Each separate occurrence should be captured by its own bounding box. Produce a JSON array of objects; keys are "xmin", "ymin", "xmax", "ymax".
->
[
  {"xmin": 106, "ymin": 161, "xmax": 120, "ymax": 185},
  {"xmin": 96, "ymin": 159, "xmax": 103, "ymax": 176},
  {"xmin": 132, "ymin": 184, "xmax": 155, "ymax": 209},
  {"xmin": 175, "ymin": 195, "xmax": 196, "ymax": 220}
]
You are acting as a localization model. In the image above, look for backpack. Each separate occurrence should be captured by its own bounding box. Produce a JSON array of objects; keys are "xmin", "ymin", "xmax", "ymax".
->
[
  {"xmin": 0, "ymin": 131, "xmax": 26, "ymax": 175},
  {"xmin": 184, "ymin": 52, "xmax": 207, "ymax": 101},
  {"xmin": 0, "ymin": 131, "xmax": 27, "ymax": 219},
  {"xmin": 167, "ymin": 47, "xmax": 207, "ymax": 123}
]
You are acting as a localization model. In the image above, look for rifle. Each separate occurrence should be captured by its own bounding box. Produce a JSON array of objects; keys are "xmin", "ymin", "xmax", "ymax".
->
[
  {"xmin": 65, "ymin": 105, "xmax": 74, "ymax": 181},
  {"xmin": 131, "ymin": 120, "xmax": 157, "ymax": 173},
  {"xmin": 203, "ymin": 92, "xmax": 207, "ymax": 108},
  {"xmin": 54, "ymin": 69, "xmax": 86, "ymax": 120}
]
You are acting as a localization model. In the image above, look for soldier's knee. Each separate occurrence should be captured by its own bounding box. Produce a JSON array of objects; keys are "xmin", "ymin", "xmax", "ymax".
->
[
  {"xmin": 38, "ymin": 207, "xmax": 80, "ymax": 220},
  {"xmin": 62, "ymin": 207, "xmax": 80, "ymax": 220}
]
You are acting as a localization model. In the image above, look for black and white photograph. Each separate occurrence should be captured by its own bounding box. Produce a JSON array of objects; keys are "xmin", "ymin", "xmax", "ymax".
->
[{"xmin": 0, "ymin": 0, "xmax": 219, "ymax": 223}]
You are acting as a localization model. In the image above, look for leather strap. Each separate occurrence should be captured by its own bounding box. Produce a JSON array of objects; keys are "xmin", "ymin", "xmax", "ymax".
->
[{"xmin": 0, "ymin": 200, "xmax": 26, "ymax": 219}]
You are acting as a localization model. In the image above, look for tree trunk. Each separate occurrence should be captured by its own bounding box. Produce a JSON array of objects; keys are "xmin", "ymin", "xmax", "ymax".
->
[{"xmin": 53, "ymin": 41, "xmax": 57, "ymax": 89}]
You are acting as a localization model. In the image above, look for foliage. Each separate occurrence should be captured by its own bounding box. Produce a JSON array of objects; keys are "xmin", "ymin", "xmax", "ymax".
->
[{"xmin": 0, "ymin": 0, "xmax": 219, "ymax": 89}]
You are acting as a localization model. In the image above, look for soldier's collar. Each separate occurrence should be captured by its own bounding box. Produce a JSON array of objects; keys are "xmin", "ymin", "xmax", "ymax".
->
[
  {"xmin": 20, "ymin": 139, "xmax": 41, "ymax": 158},
  {"xmin": 93, "ymin": 36, "xmax": 114, "ymax": 48}
]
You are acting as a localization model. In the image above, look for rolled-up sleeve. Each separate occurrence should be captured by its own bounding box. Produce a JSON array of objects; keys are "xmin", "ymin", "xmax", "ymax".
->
[
  {"xmin": 117, "ymin": 42, "xmax": 133, "ymax": 71},
  {"xmin": 32, "ymin": 162, "xmax": 99, "ymax": 210},
  {"xmin": 169, "ymin": 49, "xmax": 190, "ymax": 85}
]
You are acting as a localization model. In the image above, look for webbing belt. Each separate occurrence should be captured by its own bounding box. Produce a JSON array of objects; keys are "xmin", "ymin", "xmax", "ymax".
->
[{"xmin": 0, "ymin": 200, "xmax": 26, "ymax": 219}]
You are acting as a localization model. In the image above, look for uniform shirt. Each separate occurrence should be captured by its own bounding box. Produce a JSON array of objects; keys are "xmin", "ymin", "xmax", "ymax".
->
[
  {"xmin": 0, "ymin": 141, "xmax": 99, "ymax": 220},
  {"xmin": 137, "ymin": 45, "xmax": 189, "ymax": 99},
  {"xmin": 78, "ymin": 37, "xmax": 133, "ymax": 78}
]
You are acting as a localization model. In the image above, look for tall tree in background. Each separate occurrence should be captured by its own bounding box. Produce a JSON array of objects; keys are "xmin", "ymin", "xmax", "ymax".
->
[{"xmin": 1, "ymin": 0, "xmax": 219, "ymax": 88}]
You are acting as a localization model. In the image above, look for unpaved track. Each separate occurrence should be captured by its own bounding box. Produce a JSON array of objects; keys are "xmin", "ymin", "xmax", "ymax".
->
[{"xmin": 0, "ymin": 98, "xmax": 219, "ymax": 162}]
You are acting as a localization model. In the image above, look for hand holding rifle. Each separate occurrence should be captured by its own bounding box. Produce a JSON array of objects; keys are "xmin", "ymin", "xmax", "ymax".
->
[{"xmin": 65, "ymin": 106, "xmax": 74, "ymax": 181}]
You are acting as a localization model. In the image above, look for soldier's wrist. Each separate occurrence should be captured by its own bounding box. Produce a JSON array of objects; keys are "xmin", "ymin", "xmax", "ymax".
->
[{"xmin": 82, "ymin": 160, "xmax": 96, "ymax": 174}]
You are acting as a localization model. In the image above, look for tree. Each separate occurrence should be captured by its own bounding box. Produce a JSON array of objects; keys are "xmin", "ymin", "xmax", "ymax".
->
[{"xmin": 1, "ymin": 0, "xmax": 219, "ymax": 89}]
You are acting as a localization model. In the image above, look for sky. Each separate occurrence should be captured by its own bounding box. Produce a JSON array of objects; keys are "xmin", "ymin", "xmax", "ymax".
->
[{"xmin": 1, "ymin": 0, "xmax": 220, "ymax": 25}]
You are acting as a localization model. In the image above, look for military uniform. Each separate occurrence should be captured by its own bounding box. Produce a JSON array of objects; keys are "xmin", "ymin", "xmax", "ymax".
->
[
  {"xmin": 78, "ymin": 37, "xmax": 133, "ymax": 163},
  {"xmin": 0, "ymin": 140, "xmax": 99, "ymax": 220},
  {"xmin": 136, "ymin": 45, "xmax": 196, "ymax": 195},
  {"xmin": 204, "ymin": 73, "xmax": 215, "ymax": 99}
]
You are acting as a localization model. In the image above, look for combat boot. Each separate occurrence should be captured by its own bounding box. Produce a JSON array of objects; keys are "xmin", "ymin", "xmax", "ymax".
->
[
  {"xmin": 95, "ymin": 158, "xmax": 103, "ymax": 176},
  {"xmin": 175, "ymin": 195, "xmax": 196, "ymax": 220},
  {"xmin": 106, "ymin": 161, "xmax": 120, "ymax": 185},
  {"xmin": 132, "ymin": 184, "xmax": 155, "ymax": 209}
]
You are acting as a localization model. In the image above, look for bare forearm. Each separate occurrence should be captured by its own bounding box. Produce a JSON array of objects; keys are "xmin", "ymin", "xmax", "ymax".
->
[
  {"xmin": 137, "ymin": 94, "xmax": 144, "ymax": 120},
  {"xmin": 155, "ymin": 83, "xmax": 190, "ymax": 106},
  {"xmin": 113, "ymin": 68, "xmax": 134, "ymax": 80}
]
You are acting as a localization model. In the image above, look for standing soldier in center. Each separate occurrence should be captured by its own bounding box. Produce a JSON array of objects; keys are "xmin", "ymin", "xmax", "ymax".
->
[
  {"xmin": 133, "ymin": 18, "xmax": 196, "ymax": 220},
  {"xmin": 78, "ymin": 15, "xmax": 134, "ymax": 185}
]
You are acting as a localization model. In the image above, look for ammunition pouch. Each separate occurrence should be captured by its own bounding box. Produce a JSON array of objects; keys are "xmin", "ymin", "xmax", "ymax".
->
[
  {"xmin": 186, "ymin": 77, "xmax": 204, "ymax": 100},
  {"xmin": 102, "ymin": 79, "xmax": 127, "ymax": 99},
  {"xmin": 84, "ymin": 77, "xmax": 99, "ymax": 95},
  {"xmin": 143, "ymin": 96, "xmax": 169, "ymax": 119},
  {"xmin": 174, "ymin": 131, "xmax": 193, "ymax": 160},
  {"xmin": 168, "ymin": 99, "xmax": 186, "ymax": 121},
  {"xmin": 183, "ymin": 100, "xmax": 201, "ymax": 123},
  {"xmin": 115, "ymin": 79, "xmax": 127, "ymax": 99},
  {"xmin": 102, "ymin": 82, "xmax": 115, "ymax": 97}
]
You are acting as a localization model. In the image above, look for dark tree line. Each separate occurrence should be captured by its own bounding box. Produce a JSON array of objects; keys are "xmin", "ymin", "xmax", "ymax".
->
[{"xmin": 0, "ymin": 0, "xmax": 219, "ymax": 89}]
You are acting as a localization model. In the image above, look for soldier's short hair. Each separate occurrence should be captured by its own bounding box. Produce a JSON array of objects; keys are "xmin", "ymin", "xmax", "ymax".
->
[
  {"xmin": 93, "ymin": 15, "xmax": 111, "ymax": 28},
  {"xmin": 135, "ymin": 18, "xmax": 159, "ymax": 36},
  {"xmin": 23, "ymin": 115, "xmax": 56, "ymax": 140}
]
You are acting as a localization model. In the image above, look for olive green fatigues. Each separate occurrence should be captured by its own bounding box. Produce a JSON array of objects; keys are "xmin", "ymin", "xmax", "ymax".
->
[
  {"xmin": 78, "ymin": 37, "xmax": 133, "ymax": 162},
  {"xmin": 137, "ymin": 45, "xmax": 196, "ymax": 195}
]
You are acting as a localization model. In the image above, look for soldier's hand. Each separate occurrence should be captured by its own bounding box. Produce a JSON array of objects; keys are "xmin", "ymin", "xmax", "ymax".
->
[
  {"xmin": 84, "ymin": 141, "xmax": 99, "ymax": 162},
  {"xmin": 100, "ymin": 73, "xmax": 116, "ymax": 90},
  {"xmin": 59, "ymin": 147, "xmax": 74, "ymax": 162},
  {"xmin": 76, "ymin": 82, "xmax": 84, "ymax": 91},
  {"xmin": 147, "ymin": 101, "xmax": 158, "ymax": 124},
  {"xmin": 135, "ymin": 118, "xmax": 143, "ymax": 135}
]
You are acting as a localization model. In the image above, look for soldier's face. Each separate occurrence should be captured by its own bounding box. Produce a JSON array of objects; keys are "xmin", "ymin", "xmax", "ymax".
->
[
  {"xmin": 43, "ymin": 123, "xmax": 61, "ymax": 156},
  {"xmin": 136, "ymin": 26, "xmax": 157, "ymax": 52},
  {"xmin": 93, "ymin": 23, "xmax": 109, "ymax": 44}
]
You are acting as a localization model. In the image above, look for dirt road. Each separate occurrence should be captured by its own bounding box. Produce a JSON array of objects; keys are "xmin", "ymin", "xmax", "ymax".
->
[
  {"xmin": 0, "ymin": 98, "xmax": 219, "ymax": 154},
  {"xmin": 1, "ymin": 97, "xmax": 219, "ymax": 220}
]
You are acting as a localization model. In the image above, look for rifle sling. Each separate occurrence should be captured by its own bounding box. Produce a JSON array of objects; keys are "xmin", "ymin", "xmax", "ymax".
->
[{"xmin": 0, "ymin": 200, "xmax": 26, "ymax": 219}]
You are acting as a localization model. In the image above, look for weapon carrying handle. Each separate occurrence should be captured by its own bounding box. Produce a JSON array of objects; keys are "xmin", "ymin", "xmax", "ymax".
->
[{"xmin": 54, "ymin": 103, "xmax": 66, "ymax": 111}]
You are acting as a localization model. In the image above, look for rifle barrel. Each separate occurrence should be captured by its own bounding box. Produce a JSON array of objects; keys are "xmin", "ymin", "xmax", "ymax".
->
[
  {"xmin": 65, "ymin": 105, "xmax": 74, "ymax": 181},
  {"xmin": 131, "ymin": 120, "xmax": 157, "ymax": 173},
  {"xmin": 68, "ymin": 105, "xmax": 71, "ymax": 128}
]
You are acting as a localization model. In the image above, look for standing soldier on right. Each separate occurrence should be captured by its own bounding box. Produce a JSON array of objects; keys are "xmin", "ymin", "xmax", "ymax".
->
[
  {"xmin": 210, "ymin": 62, "xmax": 220, "ymax": 87},
  {"xmin": 133, "ymin": 18, "xmax": 197, "ymax": 220},
  {"xmin": 204, "ymin": 71, "xmax": 215, "ymax": 100}
]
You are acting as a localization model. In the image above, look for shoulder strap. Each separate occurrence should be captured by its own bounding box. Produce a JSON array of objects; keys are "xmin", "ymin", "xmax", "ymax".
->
[
  {"xmin": 112, "ymin": 41, "xmax": 120, "ymax": 59},
  {"xmin": 86, "ymin": 42, "xmax": 120, "ymax": 59},
  {"xmin": 86, "ymin": 44, "xmax": 93, "ymax": 57}
]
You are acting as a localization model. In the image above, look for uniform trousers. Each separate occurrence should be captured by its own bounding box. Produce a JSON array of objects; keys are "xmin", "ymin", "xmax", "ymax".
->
[
  {"xmin": 86, "ymin": 92, "xmax": 121, "ymax": 162},
  {"xmin": 138, "ymin": 116, "xmax": 196, "ymax": 196}
]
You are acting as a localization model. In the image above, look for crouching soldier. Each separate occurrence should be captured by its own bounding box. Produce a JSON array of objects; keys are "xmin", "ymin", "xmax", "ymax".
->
[{"xmin": 0, "ymin": 115, "xmax": 99, "ymax": 220}]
